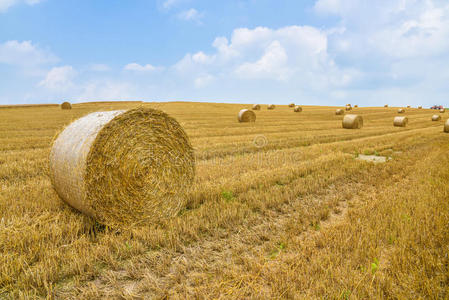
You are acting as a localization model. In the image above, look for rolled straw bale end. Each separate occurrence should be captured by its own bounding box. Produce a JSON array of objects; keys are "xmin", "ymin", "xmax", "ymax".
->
[
  {"xmin": 432, "ymin": 115, "xmax": 441, "ymax": 121},
  {"xmin": 238, "ymin": 109, "xmax": 256, "ymax": 122},
  {"xmin": 252, "ymin": 104, "xmax": 261, "ymax": 110},
  {"xmin": 294, "ymin": 106, "xmax": 302, "ymax": 112},
  {"xmin": 267, "ymin": 104, "xmax": 275, "ymax": 110},
  {"xmin": 445, "ymin": 119, "xmax": 449, "ymax": 133},
  {"xmin": 398, "ymin": 108, "xmax": 405, "ymax": 114},
  {"xmin": 440, "ymin": 108, "xmax": 446, "ymax": 113},
  {"xmin": 288, "ymin": 103, "xmax": 295, "ymax": 108},
  {"xmin": 49, "ymin": 107, "xmax": 195, "ymax": 227},
  {"xmin": 393, "ymin": 116, "xmax": 408, "ymax": 127},
  {"xmin": 345, "ymin": 105, "xmax": 352, "ymax": 111},
  {"xmin": 61, "ymin": 102, "xmax": 72, "ymax": 110},
  {"xmin": 342, "ymin": 114, "xmax": 363, "ymax": 129},
  {"xmin": 335, "ymin": 109, "xmax": 344, "ymax": 115}
]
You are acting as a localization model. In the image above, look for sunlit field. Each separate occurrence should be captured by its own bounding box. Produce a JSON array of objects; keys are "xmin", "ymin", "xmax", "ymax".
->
[{"xmin": 1, "ymin": 102, "xmax": 448, "ymax": 299}]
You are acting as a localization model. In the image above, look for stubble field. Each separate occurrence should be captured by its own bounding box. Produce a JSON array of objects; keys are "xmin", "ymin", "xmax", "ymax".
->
[{"xmin": 0, "ymin": 102, "xmax": 448, "ymax": 299}]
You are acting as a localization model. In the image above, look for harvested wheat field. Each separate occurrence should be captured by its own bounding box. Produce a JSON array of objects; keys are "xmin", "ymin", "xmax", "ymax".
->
[{"xmin": 0, "ymin": 102, "xmax": 448, "ymax": 299}]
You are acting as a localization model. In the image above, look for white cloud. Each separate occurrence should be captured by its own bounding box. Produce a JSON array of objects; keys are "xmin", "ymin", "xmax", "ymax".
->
[
  {"xmin": 194, "ymin": 74, "xmax": 214, "ymax": 88},
  {"xmin": 38, "ymin": 66, "xmax": 76, "ymax": 91},
  {"xmin": 177, "ymin": 8, "xmax": 204, "ymax": 23},
  {"xmin": 0, "ymin": 40, "xmax": 58, "ymax": 66},
  {"xmin": 89, "ymin": 64, "xmax": 111, "ymax": 72},
  {"xmin": 161, "ymin": 0, "xmax": 183, "ymax": 10},
  {"xmin": 0, "ymin": 0, "xmax": 43, "ymax": 13},
  {"xmin": 124, "ymin": 62, "xmax": 160, "ymax": 72}
]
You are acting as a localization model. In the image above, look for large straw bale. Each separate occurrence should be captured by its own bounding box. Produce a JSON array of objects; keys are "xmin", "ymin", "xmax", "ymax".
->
[
  {"xmin": 238, "ymin": 109, "xmax": 256, "ymax": 122},
  {"xmin": 267, "ymin": 104, "xmax": 275, "ymax": 110},
  {"xmin": 445, "ymin": 119, "xmax": 449, "ymax": 133},
  {"xmin": 432, "ymin": 115, "xmax": 441, "ymax": 121},
  {"xmin": 294, "ymin": 106, "xmax": 302, "ymax": 112},
  {"xmin": 49, "ymin": 107, "xmax": 195, "ymax": 227},
  {"xmin": 342, "ymin": 114, "xmax": 363, "ymax": 129},
  {"xmin": 393, "ymin": 116, "xmax": 408, "ymax": 127},
  {"xmin": 440, "ymin": 108, "xmax": 445, "ymax": 113},
  {"xmin": 398, "ymin": 108, "xmax": 405, "ymax": 113},
  {"xmin": 61, "ymin": 102, "xmax": 72, "ymax": 110},
  {"xmin": 335, "ymin": 109, "xmax": 344, "ymax": 115},
  {"xmin": 252, "ymin": 104, "xmax": 261, "ymax": 110},
  {"xmin": 288, "ymin": 103, "xmax": 295, "ymax": 108}
]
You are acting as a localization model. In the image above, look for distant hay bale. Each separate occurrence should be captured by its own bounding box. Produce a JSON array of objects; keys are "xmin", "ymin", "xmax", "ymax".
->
[
  {"xmin": 440, "ymin": 108, "xmax": 446, "ymax": 113},
  {"xmin": 393, "ymin": 116, "xmax": 408, "ymax": 127},
  {"xmin": 418, "ymin": 106, "xmax": 422, "ymax": 109},
  {"xmin": 252, "ymin": 104, "xmax": 261, "ymax": 110},
  {"xmin": 345, "ymin": 105, "xmax": 352, "ymax": 111},
  {"xmin": 61, "ymin": 102, "xmax": 72, "ymax": 110},
  {"xmin": 335, "ymin": 108, "xmax": 344, "ymax": 115},
  {"xmin": 49, "ymin": 107, "xmax": 195, "ymax": 227},
  {"xmin": 354, "ymin": 105, "xmax": 358, "ymax": 108},
  {"xmin": 267, "ymin": 104, "xmax": 275, "ymax": 110},
  {"xmin": 445, "ymin": 119, "xmax": 449, "ymax": 133},
  {"xmin": 407, "ymin": 105, "xmax": 411, "ymax": 108},
  {"xmin": 288, "ymin": 103, "xmax": 295, "ymax": 108},
  {"xmin": 238, "ymin": 109, "xmax": 256, "ymax": 122},
  {"xmin": 398, "ymin": 108, "xmax": 405, "ymax": 113},
  {"xmin": 432, "ymin": 115, "xmax": 441, "ymax": 121},
  {"xmin": 342, "ymin": 114, "xmax": 363, "ymax": 129},
  {"xmin": 293, "ymin": 106, "xmax": 302, "ymax": 112},
  {"xmin": 346, "ymin": 104, "xmax": 351, "ymax": 107},
  {"xmin": 384, "ymin": 104, "xmax": 388, "ymax": 108}
]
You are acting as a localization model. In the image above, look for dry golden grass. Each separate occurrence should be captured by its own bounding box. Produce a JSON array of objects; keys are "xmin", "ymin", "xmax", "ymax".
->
[{"xmin": 0, "ymin": 102, "xmax": 448, "ymax": 299}]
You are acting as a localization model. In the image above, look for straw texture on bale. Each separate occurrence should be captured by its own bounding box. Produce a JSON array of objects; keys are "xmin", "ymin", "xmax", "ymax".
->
[
  {"xmin": 335, "ymin": 109, "xmax": 344, "ymax": 115},
  {"xmin": 393, "ymin": 116, "xmax": 408, "ymax": 127},
  {"xmin": 238, "ymin": 109, "xmax": 256, "ymax": 122},
  {"xmin": 440, "ymin": 108, "xmax": 445, "ymax": 113},
  {"xmin": 267, "ymin": 104, "xmax": 275, "ymax": 110},
  {"xmin": 345, "ymin": 105, "xmax": 352, "ymax": 111},
  {"xmin": 432, "ymin": 115, "xmax": 441, "ymax": 121},
  {"xmin": 342, "ymin": 114, "xmax": 363, "ymax": 129},
  {"xmin": 252, "ymin": 104, "xmax": 261, "ymax": 110},
  {"xmin": 398, "ymin": 108, "xmax": 405, "ymax": 113},
  {"xmin": 288, "ymin": 103, "xmax": 295, "ymax": 108},
  {"xmin": 445, "ymin": 119, "xmax": 449, "ymax": 133},
  {"xmin": 61, "ymin": 102, "xmax": 72, "ymax": 110},
  {"xmin": 293, "ymin": 106, "xmax": 302, "ymax": 112},
  {"xmin": 49, "ymin": 107, "xmax": 195, "ymax": 227}
]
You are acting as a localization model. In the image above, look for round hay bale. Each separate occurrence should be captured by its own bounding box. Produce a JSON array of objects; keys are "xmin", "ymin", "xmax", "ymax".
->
[
  {"xmin": 393, "ymin": 116, "xmax": 408, "ymax": 127},
  {"xmin": 49, "ymin": 107, "xmax": 195, "ymax": 227},
  {"xmin": 288, "ymin": 103, "xmax": 295, "ymax": 108},
  {"xmin": 440, "ymin": 108, "xmax": 445, "ymax": 113},
  {"xmin": 293, "ymin": 106, "xmax": 302, "ymax": 112},
  {"xmin": 432, "ymin": 114, "xmax": 441, "ymax": 121},
  {"xmin": 445, "ymin": 119, "xmax": 449, "ymax": 133},
  {"xmin": 267, "ymin": 104, "xmax": 275, "ymax": 110},
  {"xmin": 342, "ymin": 114, "xmax": 363, "ymax": 129},
  {"xmin": 345, "ymin": 105, "xmax": 352, "ymax": 111},
  {"xmin": 335, "ymin": 108, "xmax": 344, "ymax": 115},
  {"xmin": 252, "ymin": 104, "xmax": 261, "ymax": 110},
  {"xmin": 61, "ymin": 102, "xmax": 72, "ymax": 110},
  {"xmin": 398, "ymin": 108, "xmax": 405, "ymax": 113},
  {"xmin": 418, "ymin": 106, "xmax": 422, "ymax": 109},
  {"xmin": 346, "ymin": 104, "xmax": 351, "ymax": 107},
  {"xmin": 354, "ymin": 105, "xmax": 358, "ymax": 108},
  {"xmin": 238, "ymin": 109, "xmax": 256, "ymax": 122},
  {"xmin": 407, "ymin": 105, "xmax": 411, "ymax": 108},
  {"xmin": 384, "ymin": 104, "xmax": 388, "ymax": 108}
]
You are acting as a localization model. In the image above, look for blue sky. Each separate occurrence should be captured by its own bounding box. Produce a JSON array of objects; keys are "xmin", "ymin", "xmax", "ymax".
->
[{"xmin": 1, "ymin": 0, "xmax": 448, "ymax": 106}]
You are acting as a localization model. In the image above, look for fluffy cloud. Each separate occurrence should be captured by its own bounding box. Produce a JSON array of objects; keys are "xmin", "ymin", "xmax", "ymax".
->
[
  {"xmin": 38, "ymin": 66, "xmax": 76, "ymax": 91},
  {"xmin": 177, "ymin": 8, "xmax": 204, "ymax": 23},
  {"xmin": 0, "ymin": 40, "xmax": 58, "ymax": 66},
  {"xmin": 124, "ymin": 63, "xmax": 159, "ymax": 72},
  {"xmin": 0, "ymin": 0, "xmax": 43, "ymax": 13}
]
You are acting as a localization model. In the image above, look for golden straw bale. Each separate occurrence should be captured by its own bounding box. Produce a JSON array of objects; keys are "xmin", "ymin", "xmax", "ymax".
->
[
  {"xmin": 345, "ymin": 105, "xmax": 352, "ymax": 111},
  {"xmin": 61, "ymin": 102, "xmax": 72, "ymax": 110},
  {"xmin": 407, "ymin": 105, "xmax": 411, "ymax": 108},
  {"xmin": 384, "ymin": 104, "xmax": 388, "ymax": 108},
  {"xmin": 393, "ymin": 116, "xmax": 408, "ymax": 127},
  {"xmin": 288, "ymin": 103, "xmax": 295, "ymax": 108},
  {"xmin": 335, "ymin": 109, "xmax": 344, "ymax": 115},
  {"xmin": 445, "ymin": 119, "xmax": 449, "ymax": 133},
  {"xmin": 440, "ymin": 108, "xmax": 445, "ymax": 113},
  {"xmin": 252, "ymin": 104, "xmax": 261, "ymax": 110},
  {"xmin": 49, "ymin": 107, "xmax": 195, "ymax": 227},
  {"xmin": 293, "ymin": 106, "xmax": 302, "ymax": 112},
  {"xmin": 432, "ymin": 115, "xmax": 441, "ymax": 121},
  {"xmin": 398, "ymin": 108, "xmax": 405, "ymax": 113},
  {"xmin": 238, "ymin": 109, "xmax": 256, "ymax": 122},
  {"xmin": 418, "ymin": 106, "xmax": 422, "ymax": 109},
  {"xmin": 267, "ymin": 104, "xmax": 275, "ymax": 110},
  {"xmin": 342, "ymin": 114, "xmax": 363, "ymax": 129},
  {"xmin": 354, "ymin": 105, "xmax": 358, "ymax": 108}
]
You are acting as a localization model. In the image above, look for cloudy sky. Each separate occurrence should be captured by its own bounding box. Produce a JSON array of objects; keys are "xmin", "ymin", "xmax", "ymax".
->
[{"xmin": 1, "ymin": 0, "xmax": 448, "ymax": 106}]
